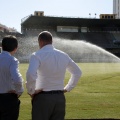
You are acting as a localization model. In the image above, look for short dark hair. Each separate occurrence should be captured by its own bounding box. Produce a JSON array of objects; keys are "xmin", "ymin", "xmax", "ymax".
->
[
  {"xmin": 2, "ymin": 35, "xmax": 18, "ymax": 52},
  {"xmin": 38, "ymin": 31, "xmax": 52, "ymax": 44}
]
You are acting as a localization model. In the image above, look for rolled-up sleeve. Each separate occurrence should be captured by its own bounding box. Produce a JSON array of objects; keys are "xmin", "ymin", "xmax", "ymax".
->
[
  {"xmin": 64, "ymin": 58, "xmax": 82, "ymax": 92},
  {"xmin": 26, "ymin": 54, "xmax": 40, "ymax": 95},
  {"xmin": 10, "ymin": 59, "xmax": 24, "ymax": 95}
]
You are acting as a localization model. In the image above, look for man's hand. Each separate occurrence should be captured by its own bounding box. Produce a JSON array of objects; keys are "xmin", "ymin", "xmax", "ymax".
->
[
  {"xmin": 8, "ymin": 90, "xmax": 17, "ymax": 94},
  {"xmin": 28, "ymin": 89, "xmax": 43, "ymax": 99},
  {"xmin": 63, "ymin": 89, "xmax": 67, "ymax": 93},
  {"xmin": 34, "ymin": 89, "xmax": 43, "ymax": 94},
  {"xmin": 8, "ymin": 90, "xmax": 20, "ymax": 98}
]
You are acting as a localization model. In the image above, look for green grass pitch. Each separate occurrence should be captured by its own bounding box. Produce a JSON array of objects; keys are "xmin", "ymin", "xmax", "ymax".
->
[{"xmin": 18, "ymin": 63, "xmax": 120, "ymax": 120}]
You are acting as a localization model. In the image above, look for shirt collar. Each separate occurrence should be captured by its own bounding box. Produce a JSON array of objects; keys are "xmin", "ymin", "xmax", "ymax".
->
[
  {"xmin": 40, "ymin": 44, "xmax": 54, "ymax": 51},
  {"xmin": 2, "ymin": 51, "xmax": 11, "ymax": 56}
]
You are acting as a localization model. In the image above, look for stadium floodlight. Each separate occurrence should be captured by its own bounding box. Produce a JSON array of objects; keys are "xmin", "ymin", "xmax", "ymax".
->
[
  {"xmin": 95, "ymin": 13, "xmax": 97, "ymax": 18},
  {"xmin": 89, "ymin": 13, "xmax": 91, "ymax": 18}
]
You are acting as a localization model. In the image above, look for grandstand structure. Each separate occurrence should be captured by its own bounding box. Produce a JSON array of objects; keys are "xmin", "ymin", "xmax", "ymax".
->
[
  {"xmin": 21, "ymin": 11, "xmax": 120, "ymax": 57},
  {"xmin": 113, "ymin": 0, "xmax": 120, "ymax": 19}
]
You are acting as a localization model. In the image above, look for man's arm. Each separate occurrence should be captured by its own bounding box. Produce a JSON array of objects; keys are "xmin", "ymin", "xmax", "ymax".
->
[
  {"xmin": 10, "ymin": 59, "xmax": 24, "ymax": 96},
  {"xmin": 26, "ymin": 54, "xmax": 40, "ymax": 95},
  {"xmin": 64, "ymin": 59, "xmax": 82, "ymax": 92}
]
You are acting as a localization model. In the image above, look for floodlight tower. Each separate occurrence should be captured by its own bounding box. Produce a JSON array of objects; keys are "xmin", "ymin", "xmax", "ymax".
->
[{"xmin": 113, "ymin": 0, "xmax": 120, "ymax": 18}]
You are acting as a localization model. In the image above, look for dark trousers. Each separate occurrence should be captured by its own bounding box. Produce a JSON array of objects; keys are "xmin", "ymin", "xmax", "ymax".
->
[
  {"xmin": 0, "ymin": 93, "xmax": 20, "ymax": 120},
  {"xmin": 32, "ymin": 91, "xmax": 66, "ymax": 120}
]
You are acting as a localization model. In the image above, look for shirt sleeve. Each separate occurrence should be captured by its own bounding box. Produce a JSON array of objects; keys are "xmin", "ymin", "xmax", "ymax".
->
[
  {"xmin": 10, "ymin": 58, "xmax": 24, "ymax": 95},
  {"xmin": 64, "ymin": 58, "xmax": 82, "ymax": 92},
  {"xmin": 26, "ymin": 53, "xmax": 40, "ymax": 95}
]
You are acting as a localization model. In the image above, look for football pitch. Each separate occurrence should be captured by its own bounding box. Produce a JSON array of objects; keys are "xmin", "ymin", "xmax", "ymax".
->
[{"xmin": 18, "ymin": 63, "xmax": 120, "ymax": 120}]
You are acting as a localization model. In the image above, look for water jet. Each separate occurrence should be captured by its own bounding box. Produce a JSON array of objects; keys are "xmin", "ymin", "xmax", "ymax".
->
[{"xmin": 16, "ymin": 36, "xmax": 120, "ymax": 63}]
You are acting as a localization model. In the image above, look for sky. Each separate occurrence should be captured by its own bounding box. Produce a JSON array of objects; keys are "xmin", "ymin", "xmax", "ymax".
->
[{"xmin": 0, "ymin": 0, "xmax": 113, "ymax": 33}]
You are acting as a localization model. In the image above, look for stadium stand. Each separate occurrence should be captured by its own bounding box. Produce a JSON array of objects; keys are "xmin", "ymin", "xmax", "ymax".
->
[
  {"xmin": 112, "ymin": 33, "xmax": 120, "ymax": 40},
  {"xmin": 20, "ymin": 11, "xmax": 120, "ymax": 59},
  {"xmin": 82, "ymin": 32, "xmax": 114, "ymax": 48}
]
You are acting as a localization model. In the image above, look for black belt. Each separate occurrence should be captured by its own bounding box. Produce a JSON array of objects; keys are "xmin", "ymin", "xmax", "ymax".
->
[{"xmin": 38, "ymin": 90, "xmax": 63, "ymax": 94}]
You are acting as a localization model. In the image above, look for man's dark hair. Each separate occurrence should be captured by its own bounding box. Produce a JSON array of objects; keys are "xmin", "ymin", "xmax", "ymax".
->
[
  {"xmin": 38, "ymin": 31, "xmax": 52, "ymax": 44},
  {"xmin": 2, "ymin": 35, "xmax": 18, "ymax": 52}
]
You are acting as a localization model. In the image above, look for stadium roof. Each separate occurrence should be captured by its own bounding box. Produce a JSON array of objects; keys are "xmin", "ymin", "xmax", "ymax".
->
[{"xmin": 21, "ymin": 15, "xmax": 120, "ymax": 29}]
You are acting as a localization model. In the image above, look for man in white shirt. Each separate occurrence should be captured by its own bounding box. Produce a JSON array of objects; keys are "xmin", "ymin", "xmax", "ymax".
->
[
  {"xmin": 0, "ymin": 35, "xmax": 24, "ymax": 120},
  {"xmin": 26, "ymin": 31, "xmax": 82, "ymax": 120}
]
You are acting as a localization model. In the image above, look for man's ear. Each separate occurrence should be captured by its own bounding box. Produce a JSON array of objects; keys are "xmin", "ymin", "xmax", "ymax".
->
[{"xmin": 39, "ymin": 40, "xmax": 44, "ymax": 48}]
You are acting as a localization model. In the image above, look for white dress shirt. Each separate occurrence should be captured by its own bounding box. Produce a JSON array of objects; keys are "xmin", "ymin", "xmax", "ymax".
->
[
  {"xmin": 0, "ymin": 51, "xmax": 24, "ymax": 95},
  {"xmin": 26, "ymin": 45, "xmax": 82, "ymax": 95}
]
